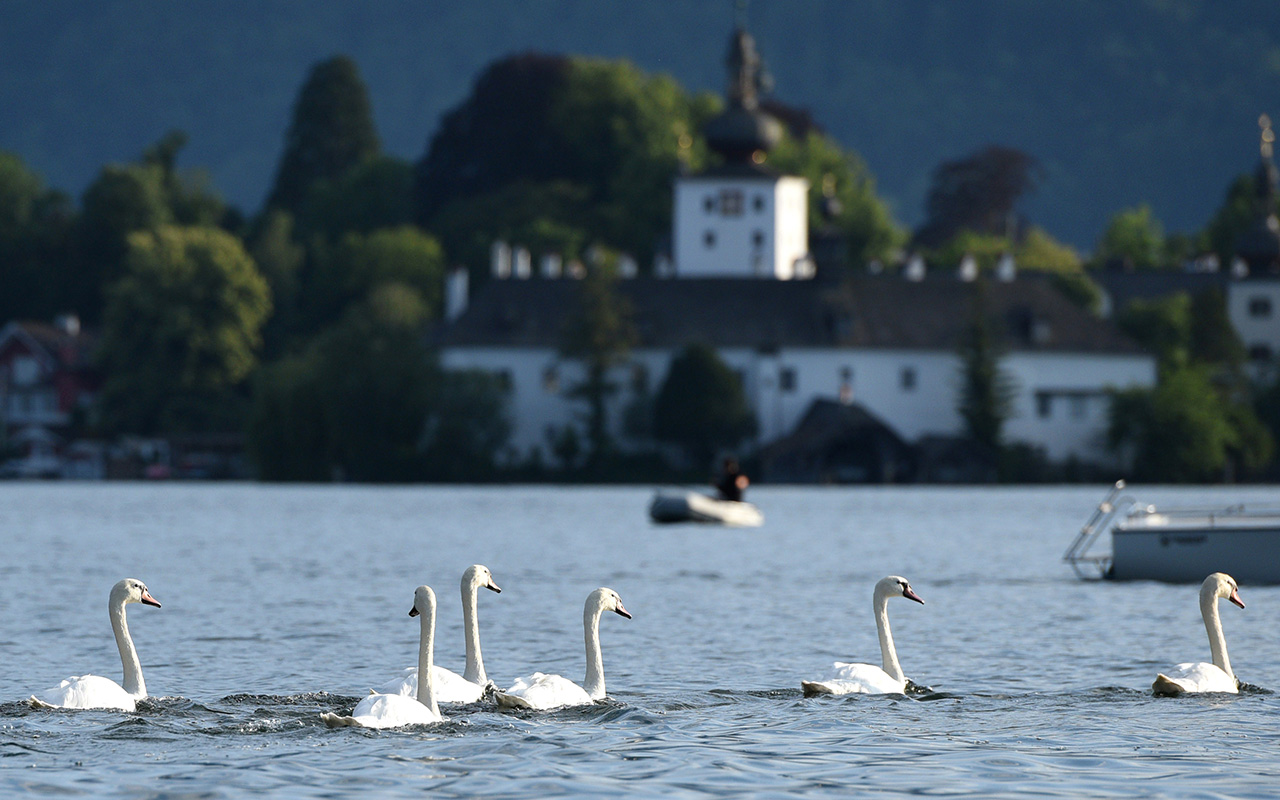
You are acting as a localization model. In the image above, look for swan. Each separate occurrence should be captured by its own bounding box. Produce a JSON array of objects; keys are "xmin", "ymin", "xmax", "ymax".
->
[
  {"xmin": 1153, "ymin": 572, "xmax": 1245, "ymax": 696},
  {"xmin": 321, "ymin": 585, "xmax": 444, "ymax": 729},
  {"xmin": 495, "ymin": 588, "xmax": 631, "ymax": 710},
  {"xmin": 802, "ymin": 575, "xmax": 924, "ymax": 696},
  {"xmin": 375, "ymin": 564, "xmax": 500, "ymax": 704},
  {"xmin": 30, "ymin": 578, "xmax": 162, "ymax": 712}
]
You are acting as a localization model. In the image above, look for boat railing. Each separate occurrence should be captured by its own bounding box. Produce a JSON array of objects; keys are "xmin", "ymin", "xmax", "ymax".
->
[
  {"xmin": 1064, "ymin": 480, "xmax": 1134, "ymax": 579},
  {"xmin": 1122, "ymin": 503, "xmax": 1280, "ymax": 527}
]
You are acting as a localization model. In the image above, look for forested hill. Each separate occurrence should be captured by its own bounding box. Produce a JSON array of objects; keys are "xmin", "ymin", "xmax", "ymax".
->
[{"xmin": 2, "ymin": 0, "xmax": 1277, "ymax": 250}]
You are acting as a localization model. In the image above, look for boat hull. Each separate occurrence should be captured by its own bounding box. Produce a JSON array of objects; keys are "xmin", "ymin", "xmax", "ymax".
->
[
  {"xmin": 649, "ymin": 492, "xmax": 763, "ymax": 527},
  {"xmin": 1111, "ymin": 525, "xmax": 1280, "ymax": 584}
]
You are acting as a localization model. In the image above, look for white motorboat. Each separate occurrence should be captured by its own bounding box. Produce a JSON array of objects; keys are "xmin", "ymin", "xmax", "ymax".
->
[
  {"xmin": 648, "ymin": 491, "xmax": 763, "ymax": 527},
  {"xmin": 1065, "ymin": 480, "xmax": 1280, "ymax": 584}
]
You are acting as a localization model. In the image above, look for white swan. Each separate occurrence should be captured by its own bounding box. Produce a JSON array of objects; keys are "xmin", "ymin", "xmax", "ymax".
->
[
  {"xmin": 802, "ymin": 575, "xmax": 924, "ymax": 696},
  {"xmin": 30, "ymin": 578, "xmax": 162, "ymax": 712},
  {"xmin": 495, "ymin": 588, "xmax": 631, "ymax": 710},
  {"xmin": 375, "ymin": 564, "xmax": 500, "ymax": 704},
  {"xmin": 1153, "ymin": 572, "xmax": 1245, "ymax": 696},
  {"xmin": 321, "ymin": 585, "xmax": 444, "ymax": 729}
]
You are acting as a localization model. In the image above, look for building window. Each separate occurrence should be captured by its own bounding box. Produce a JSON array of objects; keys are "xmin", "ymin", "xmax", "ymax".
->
[
  {"xmin": 495, "ymin": 369, "xmax": 513, "ymax": 392},
  {"xmin": 720, "ymin": 189, "xmax": 743, "ymax": 217},
  {"xmin": 703, "ymin": 195, "xmax": 715, "ymax": 213},
  {"xmin": 900, "ymin": 367, "xmax": 916, "ymax": 392},
  {"xmin": 839, "ymin": 366, "xmax": 854, "ymax": 404},
  {"xmin": 1069, "ymin": 395, "xmax": 1087, "ymax": 420},
  {"xmin": 542, "ymin": 365, "xmax": 559, "ymax": 393},
  {"xmin": 753, "ymin": 194, "xmax": 766, "ymax": 212},
  {"xmin": 704, "ymin": 230, "xmax": 716, "ymax": 249},
  {"xmin": 631, "ymin": 363, "xmax": 649, "ymax": 395},
  {"xmin": 1249, "ymin": 296, "xmax": 1273, "ymax": 318},
  {"xmin": 779, "ymin": 367, "xmax": 797, "ymax": 392},
  {"xmin": 1036, "ymin": 392, "xmax": 1052, "ymax": 419},
  {"xmin": 752, "ymin": 230, "xmax": 765, "ymax": 247},
  {"xmin": 1249, "ymin": 344, "xmax": 1273, "ymax": 361}
]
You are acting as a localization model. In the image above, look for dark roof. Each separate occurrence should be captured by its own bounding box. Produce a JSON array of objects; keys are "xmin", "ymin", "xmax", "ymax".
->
[
  {"xmin": 1091, "ymin": 270, "xmax": 1231, "ymax": 313},
  {"xmin": 439, "ymin": 274, "xmax": 1146, "ymax": 356}
]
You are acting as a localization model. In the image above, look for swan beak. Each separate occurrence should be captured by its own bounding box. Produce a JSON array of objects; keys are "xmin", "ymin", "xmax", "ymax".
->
[
  {"xmin": 486, "ymin": 580, "xmax": 502, "ymax": 594},
  {"xmin": 614, "ymin": 603, "xmax": 632, "ymax": 619},
  {"xmin": 1229, "ymin": 589, "xmax": 1245, "ymax": 609},
  {"xmin": 140, "ymin": 590, "xmax": 161, "ymax": 608},
  {"xmin": 903, "ymin": 587, "xmax": 924, "ymax": 605},
  {"xmin": 409, "ymin": 605, "xmax": 420, "ymax": 617}
]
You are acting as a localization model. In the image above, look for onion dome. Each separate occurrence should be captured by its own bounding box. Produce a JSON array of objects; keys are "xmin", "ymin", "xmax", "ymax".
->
[
  {"xmin": 703, "ymin": 26, "xmax": 783, "ymax": 164},
  {"xmin": 1236, "ymin": 114, "xmax": 1280, "ymax": 273}
]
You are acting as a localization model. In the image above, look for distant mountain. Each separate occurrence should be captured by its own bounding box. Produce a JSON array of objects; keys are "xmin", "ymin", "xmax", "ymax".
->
[{"xmin": 2, "ymin": 0, "xmax": 1277, "ymax": 250}]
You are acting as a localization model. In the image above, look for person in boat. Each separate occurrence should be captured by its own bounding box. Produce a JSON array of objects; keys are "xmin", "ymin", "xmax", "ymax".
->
[{"xmin": 715, "ymin": 457, "xmax": 749, "ymax": 503}]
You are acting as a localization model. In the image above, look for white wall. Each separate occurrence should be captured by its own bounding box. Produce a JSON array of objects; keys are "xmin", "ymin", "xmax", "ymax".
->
[
  {"xmin": 1228, "ymin": 278, "xmax": 1280, "ymax": 362},
  {"xmin": 443, "ymin": 343, "xmax": 1156, "ymax": 469},
  {"xmin": 673, "ymin": 174, "xmax": 809, "ymax": 278}
]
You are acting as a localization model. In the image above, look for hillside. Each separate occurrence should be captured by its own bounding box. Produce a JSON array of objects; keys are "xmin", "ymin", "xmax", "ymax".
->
[{"xmin": 2, "ymin": 0, "xmax": 1277, "ymax": 250}]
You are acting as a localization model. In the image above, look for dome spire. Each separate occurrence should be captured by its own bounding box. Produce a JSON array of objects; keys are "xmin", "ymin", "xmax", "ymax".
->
[{"xmin": 702, "ymin": 4, "xmax": 782, "ymax": 164}]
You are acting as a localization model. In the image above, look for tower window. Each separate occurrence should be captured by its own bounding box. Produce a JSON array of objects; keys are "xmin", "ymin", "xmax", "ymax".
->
[
  {"xmin": 900, "ymin": 367, "xmax": 916, "ymax": 392},
  {"xmin": 752, "ymin": 230, "xmax": 765, "ymax": 247},
  {"xmin": 703, "ymin": 195, "xmax": 715, "ymax": 213},
  {"xmin": 720, "ymin": 189, "xmax": 743, "ymax": 217},
  {"xmin": 753, "ymin": 194, "xmax": 766, "ymax": 212},
  {"xmin": 1036, "ymin": 392, "xmax": 1052, "ymax": 419},
  {"xmin": 779, "ymin": 367, "xmax": 796, "ymax": 392},
  {"xmin": 704, "ymin": 230, "xmax": 717, "ymax": 248},
  {"xmin": 1249, "ymin": 297, "xmax": 1272, "ymax": 317}
]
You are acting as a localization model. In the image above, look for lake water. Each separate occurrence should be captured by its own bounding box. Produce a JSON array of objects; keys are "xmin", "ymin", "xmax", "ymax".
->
[{"xmin": 2, "ymin": 483, "xmax": 1279, "ymax": 798}]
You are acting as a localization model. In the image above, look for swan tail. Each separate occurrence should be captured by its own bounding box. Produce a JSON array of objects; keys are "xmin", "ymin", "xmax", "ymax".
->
[
  {"xmin": 494, "ymin": 691, "xmax": 532, "ymax": 709},
  {"xmin": 320, "ymin": 712, "xmax": 363, "ymax": 728},
  {"xmin": 1152, "ymin": 674, "xmax": 1186, "ymax": 697},
  {"xmin": 801, "ymin": 681, "xmax": 833, "ymax": 697},
  {"xmin": 28, "ymin": 695, "xmax": 57, "ymax": 710}
]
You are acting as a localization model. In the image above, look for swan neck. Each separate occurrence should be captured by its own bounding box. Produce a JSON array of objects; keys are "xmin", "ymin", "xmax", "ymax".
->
[
  {"xmin": 111, "ymin": 596, "xmax": 145, "ymax": 698},
  {"xmin": 873, "ymin": 590, "xmax": 904, "ymax": 683},
  {"xmin": 460, "ymin": 579, "xmax": 485, "ymax": 684},
  {"xmin": 583, "ymin": 601, "xmax": 606, "ymax": 700},
  {"xmin": 1201, "ymin": 589, "xmax": 1233, "ymax": 678},
  {"xmin": 415, "ymin": 601, "xmax": 440, "ymax": 717}
]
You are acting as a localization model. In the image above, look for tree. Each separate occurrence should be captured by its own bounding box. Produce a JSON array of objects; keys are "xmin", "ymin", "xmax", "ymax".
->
[
  {"xmin": 653, "ymin": 342, "xmax": 757, "ymax": 469},
  {"xmin": 294, "ymin": 155, "xmax": 415, "ymax": 242},
  {"xmin": 1093, "ymin": 204, "xmax": 1165, "ymax": 269},
  {"xmin": 915, "ymin": 145, "xmax": 1041, "ymax": 248},
  {"xmin": 420, "ymin": 368, "xmax": 512, "ymax": 481},
  {"xmin": 0, "ymin": 152, "xmax": 75, "ymax": 322},
  {"xmin": 1115, "ymin": 292, "xmax": 1192, "ymax": 368},
  {"xmin": 267, "ymin": 55, "xmax": 380, "ymax": 214},
  {"xmin": 769, "ymin": 129, "xmax": 905, "ymax": 267},
  {"xmin": 957, "ymin": 283, "xmax": 1015, "ymax": 451},
  {"xmin": 1109, "ymin": 366, "xmax": 1238, "ymax": 482},
  {"xmin": 302, "ymin": 225, "xmax": 446, "ymax": 333},
  {"xmin": 246, "ymin": 209, "xmax": 305, "ymax": 357},
  {"xmin": 559, "ymin": 258, "xmax": 637, "ymax": 466},
  {"xmin": 98, "ymin": 225, "xmax": 271, "ymax": 434}
]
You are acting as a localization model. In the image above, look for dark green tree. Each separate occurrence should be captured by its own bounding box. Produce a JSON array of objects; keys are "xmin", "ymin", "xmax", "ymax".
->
[
  {"xmin": 294, "ymin": 155, "xmax": 415, "ymax": 242},
  {"xmin": 420, "ymin": 368, "xmax": 512, "ymax": 481},
  {"xmin": 267, "ymin": 55, "xmax": 380, "ymax": 214},
  {"xmin": 0, "ymin": 152, "xmax": 75, "ymax": 322},
  {"xmin": 957, "ymin": 283, "xmax": 1015, "ymax": 451},
  {"xmin": 1109, "ymin": 366, "xmax": 1238, "ymax": 482},
  {"xmin": 559, "ymin": 258, "xmax": 637, "ymax": 467},
  {"xmin": 98, "ymin": 225, "xmax": 271, "ymax": 434},
  {"xmin": 1115, "ymin": 292, "xmax": 1192, "ymax": 368},
  {"xmin": 652, "ymin": 342, "xmax": 757, "ymax": 469}
]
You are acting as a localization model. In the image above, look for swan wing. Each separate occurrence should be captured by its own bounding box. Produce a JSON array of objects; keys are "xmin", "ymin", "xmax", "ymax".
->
[
  {"xmin": 372, "ymin": 666, "xmax": 486, "ymax": 704},
  {"xmin": 1153, "ymin": 662, "xmax": 1239, "ymax": 695},
  {"xmin": 30, "ymin": 675, "xmax": 136, "ymax": 711},
  {"xmin": 803, "ymin": 662, "xmax": 907, "ymax": 696},
  {"xmin": 321, "ymin": 692, "xmax": 443, "ymax": 729},
  {"xmin": 495, "ymin": 672, "xmax": 592, "ymax": 710}
]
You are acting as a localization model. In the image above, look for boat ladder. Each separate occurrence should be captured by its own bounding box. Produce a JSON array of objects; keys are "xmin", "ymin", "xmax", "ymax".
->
[{"xmin": 1063, "ymin": 480, "xmax": 1133, "ymax": 580}]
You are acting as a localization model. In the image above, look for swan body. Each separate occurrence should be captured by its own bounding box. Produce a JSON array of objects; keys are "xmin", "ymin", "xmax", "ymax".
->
[
  {"xmin": 30, "ymin": 579, "xmax": 161, "ymax": 711},
  {"xmin": 1153, "ymin": 572, "xmax": 1245, "ymax": 696},
  {"xmin": 495, "ymin": 588, "xmax": 630, "ymax": 710},
  {"xmin": 802, "ymin": 576, "xmax": 924, "ymax": 696},
  {"xmin": 322, "ymin": 585, "xmax": 444, "ymax": 729},
  {"xmin": 375, "ymin": 565, "xmax": 500, "ymax": 704}
]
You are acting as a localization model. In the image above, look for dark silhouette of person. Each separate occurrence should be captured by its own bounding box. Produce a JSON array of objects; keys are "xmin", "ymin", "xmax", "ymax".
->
[{"xmin": 715, "ymin": 457, "xmax": 749, "ymax": 502}]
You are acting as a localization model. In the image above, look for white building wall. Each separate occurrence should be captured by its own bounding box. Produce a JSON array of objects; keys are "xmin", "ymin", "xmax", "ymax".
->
[
  {"xmin": 442, "ymin": 343, "xmax": 1156, "ymax": 469},
  {"xmin": 1228, "ymin": 278, "xmax": 1280, "ymax": 362},
  {"xmin": 673, "ymin": 175, "xmax": 809, "ymax": 279}
]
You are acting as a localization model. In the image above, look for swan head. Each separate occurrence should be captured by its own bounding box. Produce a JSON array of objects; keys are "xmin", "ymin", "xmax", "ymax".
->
[
  {"xmin": 590, "ymin": 587, "xmax": 631, "ymax": 619},
  {"xmin": 1203, "ymin": 572, "xmax": 1244, "ymax": 609},
  {"xmin": 111, "ymin": 578, "xmax": 161, "ymax": 609},
  {"xmin": 465, "ymin": 564, "xmax": 501, "ymax": 594},
  {"xmin": 877, "ymin": 575, "xmax": 924, "ymax": 605},
  {"xmin": 408, "ymin": 584, "xmax": 437, "ymax": 617}
]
